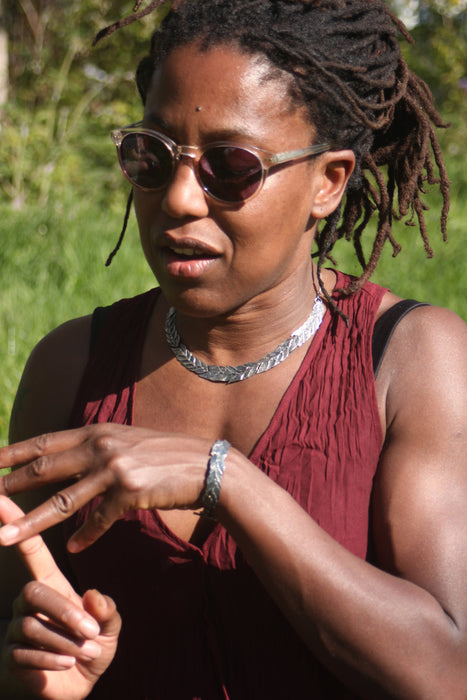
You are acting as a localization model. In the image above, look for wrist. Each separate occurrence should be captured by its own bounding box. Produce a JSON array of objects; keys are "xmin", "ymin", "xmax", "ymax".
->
[{"xmin": 198, "ymin": 440, "xmax": 231, "ymax": 519}]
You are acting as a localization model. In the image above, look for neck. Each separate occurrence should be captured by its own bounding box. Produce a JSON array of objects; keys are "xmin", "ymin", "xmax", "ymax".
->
[{"xmin": 167, "ymin": 264, "xmax": 332, "ymax": 368}]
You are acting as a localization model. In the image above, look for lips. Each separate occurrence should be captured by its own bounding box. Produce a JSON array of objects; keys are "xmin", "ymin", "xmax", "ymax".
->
[{"xmin": 159, "ymin": 237, "xmax": 222, "ymax": 278}]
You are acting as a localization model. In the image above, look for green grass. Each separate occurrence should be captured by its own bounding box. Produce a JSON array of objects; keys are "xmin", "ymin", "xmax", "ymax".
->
[
  {"xmin": 0, "ymin": 188, "xmax": 155, "ymax": 446},
  {"xmin": 0, "ymin": 177, "xmax": 465, "ymax": 447}
]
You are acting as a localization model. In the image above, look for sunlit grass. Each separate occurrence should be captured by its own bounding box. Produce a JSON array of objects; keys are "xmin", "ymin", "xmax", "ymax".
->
[{"xmin": 0, "ymin": 189, "xmax": 155, "ymax": 445}]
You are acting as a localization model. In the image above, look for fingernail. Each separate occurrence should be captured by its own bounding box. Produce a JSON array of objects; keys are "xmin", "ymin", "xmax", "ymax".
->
[
  {"xmin": 0, "ymin": 524, "xmax": 19, "ymax": 545},
  {"xmin": 57, "ymin": 656, "xmax": 76, "ymax": 669},
  {"xmin": 80, "ymin": 640, "xmax": 102, "ymax": 660},
  {"xmin": 78, "ymin": 617, "xmax": 100, "ymax": 638}
]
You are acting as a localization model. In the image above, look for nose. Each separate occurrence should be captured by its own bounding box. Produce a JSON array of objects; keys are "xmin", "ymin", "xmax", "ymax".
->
[{"xmin": 161, "ymin": 157, "xmax": 210, "ymax": 219}]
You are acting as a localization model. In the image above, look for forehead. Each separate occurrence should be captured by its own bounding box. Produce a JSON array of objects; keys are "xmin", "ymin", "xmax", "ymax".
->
[{"xmin": 145, "ymin": 42, "xmax": 313, "ymax": 144}]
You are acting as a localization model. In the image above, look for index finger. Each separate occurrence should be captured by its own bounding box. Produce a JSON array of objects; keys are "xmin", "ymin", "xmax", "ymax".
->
[{"xmin": 0, "ymin": 495, "xmax": 75, "ymax": 597}]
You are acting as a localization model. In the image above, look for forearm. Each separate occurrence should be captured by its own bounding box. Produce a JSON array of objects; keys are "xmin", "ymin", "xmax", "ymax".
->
[{"xmin": 217, "ymin": 450, "xmax": 466, "ymax": 699}]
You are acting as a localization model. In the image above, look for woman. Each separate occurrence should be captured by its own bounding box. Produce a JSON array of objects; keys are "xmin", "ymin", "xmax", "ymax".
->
[{"xmin": 0, "ymin": 1, "xmax": 466, "ymax": 698}]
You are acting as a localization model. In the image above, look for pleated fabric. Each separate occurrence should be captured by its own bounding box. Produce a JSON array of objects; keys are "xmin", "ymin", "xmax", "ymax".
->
[{"xmin": 65, "ymin": 271, "xmax": 386, "ymax": 699}]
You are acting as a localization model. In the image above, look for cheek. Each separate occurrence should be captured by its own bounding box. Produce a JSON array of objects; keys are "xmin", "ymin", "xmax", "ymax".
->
[
  {"xmin": 238, "ymin": 177, "xmax": 315, "ymax": 251},
  {"xmin": 133, "ymin": 191, "xmax": 163, "ymax": 265},
  {"xmin": 134, "ymin": 190, "xmax": 158, "ymax": 227},
  {"xmin": 134, "ymin": 190, "xmax": 162, "ymax": 234}
]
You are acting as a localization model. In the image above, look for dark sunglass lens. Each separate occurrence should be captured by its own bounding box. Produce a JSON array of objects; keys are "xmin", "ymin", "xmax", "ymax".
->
[
  {"xmin": 199, "ymin": 146, "xmax": 263, "ymax": 202},
  {"xmin": 120, "ymin": 133, "xmax": 173, "ymax": 189}
]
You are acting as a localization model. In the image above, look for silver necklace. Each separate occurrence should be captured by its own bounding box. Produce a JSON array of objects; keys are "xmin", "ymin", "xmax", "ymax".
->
[{"xmin": 165, "ymin": 296, "xmax": 326, "ymax": 384}]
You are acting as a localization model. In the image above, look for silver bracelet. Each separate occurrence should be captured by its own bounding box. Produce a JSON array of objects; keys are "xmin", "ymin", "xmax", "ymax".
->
[{"xmin": 199, "ymin": 439, "xmax": 231, "ymax": 519}]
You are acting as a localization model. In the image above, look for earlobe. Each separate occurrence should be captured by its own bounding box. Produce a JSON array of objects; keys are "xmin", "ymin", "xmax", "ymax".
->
[{"xmin": 310, "ymin": 150, "xmax": 355, "ymax": 219}]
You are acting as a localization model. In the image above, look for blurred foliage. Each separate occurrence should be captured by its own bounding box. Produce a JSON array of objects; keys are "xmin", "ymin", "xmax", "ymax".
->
[
  {"xmin": 402, "ymin": 9, "xmax": 467, "ymax": 112},
  {"xmin": 1, "ymin": 0, "xmax": 466, "ymax": 210},
  {"xmin": 386, "ymin": 1, "xmax": 467, "ymax": 110},
  {"xmin": 1, "ymin": 0, "xmax": 170, "ymax": 208}
]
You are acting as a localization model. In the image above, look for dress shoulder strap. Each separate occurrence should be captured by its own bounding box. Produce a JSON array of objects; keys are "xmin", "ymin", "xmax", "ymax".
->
[
  {"xmin": 372, "ymin": 299, "xmax": 429, "ymax": 376},
  {"xmin": 89, "ymin": 304, "xmax": 113, "ymax": 354}
]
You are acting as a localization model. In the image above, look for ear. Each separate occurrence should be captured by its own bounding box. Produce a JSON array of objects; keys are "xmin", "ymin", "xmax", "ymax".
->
[{"xmin": 309, "ymin": 150, "xmax": 355, "ymax": 220}]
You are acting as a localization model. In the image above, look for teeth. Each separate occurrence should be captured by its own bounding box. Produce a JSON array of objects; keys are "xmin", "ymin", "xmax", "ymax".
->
[{"xmin": 172, "ymin": 247, "xmax": 197, "ymax": 256}]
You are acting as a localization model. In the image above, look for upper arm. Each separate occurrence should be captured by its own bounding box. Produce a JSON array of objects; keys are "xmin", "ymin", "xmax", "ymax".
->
[
  {"xmin": 9, "ymin": 315, "xmax": 92, "ymax": 443},
  {"xmin": 373, "ymin": 305, "xmax": 467, "ymax": 627},
  {"xmin": 0, "ymin": 315, "xmax": 92, "ymax": 612}
]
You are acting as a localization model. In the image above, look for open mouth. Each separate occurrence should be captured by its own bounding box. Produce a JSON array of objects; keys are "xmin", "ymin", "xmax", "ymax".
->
[
  {"xmin": 162, "ymin": 244, "xmax": 221, "ymax": 279},
  {"xmin": 168, "ymin": 246, "xmax": 220, "ymax": 260},
  {"xmin": 171, "ymin": 247, "xmax": 209, "ymax": 258}
]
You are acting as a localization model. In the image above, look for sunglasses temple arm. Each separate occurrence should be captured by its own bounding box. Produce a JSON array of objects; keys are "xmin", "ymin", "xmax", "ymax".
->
[{"xmin": 270, "ymin": 144, "xmax": 330, "ymax": 165}]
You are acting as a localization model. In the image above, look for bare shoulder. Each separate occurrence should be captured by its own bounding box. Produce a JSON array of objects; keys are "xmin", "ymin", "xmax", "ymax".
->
[
  {"xmin": 378, "ymin": 302, "xmax": 467, "ymax": 430},
  {"xmin": 372, "ymin": 304, "xmax": 467, "ymax": 616},
  {"xmin": 9, "ymin": 315, "xmax": 93, "ymax": 443}
]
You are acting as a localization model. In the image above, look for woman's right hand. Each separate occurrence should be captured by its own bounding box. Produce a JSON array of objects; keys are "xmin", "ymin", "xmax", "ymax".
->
[{"xmin": 0, "ymin": 496, "xmax": 121, "ymax": 700}]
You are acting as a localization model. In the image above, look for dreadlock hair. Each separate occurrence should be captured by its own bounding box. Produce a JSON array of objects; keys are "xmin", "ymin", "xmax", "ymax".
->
[{"xmin": 99, "ymin": 0, "xmax": 449, "ymax": 315}]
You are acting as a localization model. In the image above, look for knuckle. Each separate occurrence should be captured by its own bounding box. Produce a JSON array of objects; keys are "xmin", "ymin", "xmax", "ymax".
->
[
  {"xmin": 108, "ymin": 457, "xmax": 141, "ymax": 494},
  {"xmin": 93, "ymin": 433, "xmax": 116, "ymax": 455},
  {"xmin": 90, "ymin": 507, "xmax": 113, "ymax": 533},
  {"xmin": 27, "ymin": 455, "xmax": 49, "ymax": 479},
  {"xmin": 34, "ymin": 432, "xmax": 53, "ymax": 455},
  {"xmin": 21, "ymin": 536, "xmax": 48, "ymax": 560},
  {"xmin": 51, "ymin": 490, "xmax": 75, "ymax": 517},
  {"xmin": 1, "ymin": 472, "xmax": 12, "ymax": 496}
]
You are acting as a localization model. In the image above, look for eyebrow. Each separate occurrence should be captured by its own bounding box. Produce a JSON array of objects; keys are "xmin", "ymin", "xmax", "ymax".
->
[{"xmin": 143, "ymin": 111, "xmax": 266, "ymax": 146}]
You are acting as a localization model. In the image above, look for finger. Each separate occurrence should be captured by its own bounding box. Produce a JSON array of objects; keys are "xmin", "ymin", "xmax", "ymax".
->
[
  {"xmin": 82, "ymin": 590, "xmax": 121, "ymax": 640},
  {"xmin": 8, "ymin": 614, "xmax": 102, "ymax": 662},
  {"xmin": 78, "ymin": 590, "xmax": 121, "ymax": 681},
  {"xmin": 0, "ymin": 474, "xmax": 107, "ymax": 547},
  {"xmin": 8, "ymin": 644, "xmax": 77, "ymax": 671},
  {"xmin": 67, "ymin": 492, "xmax": 125, "ymax": 553},
  {"xmin": 0, "ymin": 497, "xmax": 78, "ymax": 604},
  {"xmin": 0, "ymin": 440, "xmax": 96, "ymax": 498},
  {"xmin": 14, "ymin": 581, "xmax": 100, "ymax": 640},
  {"xmin": 0, "ymin": 498, "xmax": 101, "ymax": 643},
  {"xmin": 0, "ymin": 428, "xmax": 94, "ymax": 475}
]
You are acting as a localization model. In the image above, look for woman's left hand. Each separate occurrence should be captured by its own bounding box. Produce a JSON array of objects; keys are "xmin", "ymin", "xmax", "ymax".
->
[{"xmin": 0, "ymin": 424, "xmax": 214, "ymax": 551}]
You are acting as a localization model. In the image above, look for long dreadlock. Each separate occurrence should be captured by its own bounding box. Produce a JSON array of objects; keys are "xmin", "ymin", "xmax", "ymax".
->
[{"xmin": 99, "ymin": 0, "xmax": 449, "ymax": 313}]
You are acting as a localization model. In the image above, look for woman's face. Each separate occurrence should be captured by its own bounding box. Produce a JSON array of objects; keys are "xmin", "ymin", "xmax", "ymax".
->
[{"xmin": 134, "ymin": 42, "xmax": 329, "ymax": 318}]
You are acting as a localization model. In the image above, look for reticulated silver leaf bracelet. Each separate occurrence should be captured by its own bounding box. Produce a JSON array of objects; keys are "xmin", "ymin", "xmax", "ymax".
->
[{"xmin": 199, "ymin": 439, "xmax": 231, "ymax": 519}]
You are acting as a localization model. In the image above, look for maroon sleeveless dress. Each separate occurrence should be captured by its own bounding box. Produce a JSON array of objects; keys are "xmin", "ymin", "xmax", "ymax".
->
[{"xmin": 65, "ymin": 271, "xmax": 386, "ymax": 699}]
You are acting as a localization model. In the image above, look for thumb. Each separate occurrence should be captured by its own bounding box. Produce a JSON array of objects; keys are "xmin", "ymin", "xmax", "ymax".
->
[
  {"xmin": 79, "ymin": 589, "xmax": 121, "ymax": 680},
  {"xmin": 82, "ymin": 589, "xmax": 121, "ymax": 637},
  {"xmin": 0, "ymin": 494, "xmax": 77, "ymax": 599}
]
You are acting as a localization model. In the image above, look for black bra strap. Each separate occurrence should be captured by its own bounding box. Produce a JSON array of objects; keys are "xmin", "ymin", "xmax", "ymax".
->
[{"xmin": 372, "ymin": 299, "xmax": 429, "ymax": 376}]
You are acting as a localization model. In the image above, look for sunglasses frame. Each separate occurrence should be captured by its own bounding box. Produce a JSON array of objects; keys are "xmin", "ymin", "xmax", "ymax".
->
[{"xmin": 111, "ymin": 121, "xmax": 330, "ymax": 204}]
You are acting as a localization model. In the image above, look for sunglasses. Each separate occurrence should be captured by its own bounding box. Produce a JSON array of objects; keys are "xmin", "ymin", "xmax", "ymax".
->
[{"xmin": 111, "ymin": 122, "xmax": 330, "ymax": 204}]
